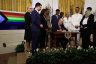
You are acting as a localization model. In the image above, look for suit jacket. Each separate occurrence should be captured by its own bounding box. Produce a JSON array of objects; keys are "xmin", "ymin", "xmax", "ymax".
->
[
  {"xmin": 80, "ymin": 14, "xmax": 94, "ymax": 32},
  {"xmin": 24, "ymin": 12, "xmax": 32, "ymax": 29},
  {"xmin": 40, "ymin": 14, "xmax": 48, "ymax": 30},
  {"xmin": 53, "ymin": 24, "xmax": 68, "ymax": 32},
  {"xmin": 51, "ymin": 15, "xmax": 60, "ymax": 32},
  {"xmin": 31, "ymin": 10, "xmax": 41, "ymax": 31}
]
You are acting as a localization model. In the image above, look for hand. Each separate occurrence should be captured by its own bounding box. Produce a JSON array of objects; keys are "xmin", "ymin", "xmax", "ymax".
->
[
  {"xmin": 57, "ymin": 29, "xmax": 62, "ymax": 32},
  {"xmin": 40, "ymin": 24, "xmax": 43, "ymax": 28},
  {"xmin": 62, "ymin": 30, "xmax": 66, "ymax": 32}
]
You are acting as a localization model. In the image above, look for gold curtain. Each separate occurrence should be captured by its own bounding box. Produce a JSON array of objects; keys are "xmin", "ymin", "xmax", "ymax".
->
[
  {"xmin": 0, "ymin": 0, "xmax": 32, "ymax": 12},
  {"xmin": 59, "ymin": 0, "xmax": 85, "ymax": 15}
]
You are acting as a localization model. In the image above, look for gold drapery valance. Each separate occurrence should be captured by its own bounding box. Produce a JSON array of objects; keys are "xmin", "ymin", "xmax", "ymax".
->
[
  {"xmin": 0, "ymin": 0, "xmax": 32, "ymax": 12},
  {"xmin": 59, "ymin": 0, "xmax": 85, "ymax": 15}
]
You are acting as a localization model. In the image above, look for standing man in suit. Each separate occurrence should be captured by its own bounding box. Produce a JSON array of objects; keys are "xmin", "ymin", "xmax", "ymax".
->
[
  {"xmin": 24, "ymin": 6, "xmax": 32, "ymax": 52},
  {"xmin": 51, "ymin": 9, "xmax": 60, "ymax": 32},
  {"xmin": 31, "ymin": 2, "xmax": 43, "ymax": 55},
  {"xmin": 80, "ymin": 7, "xmax": 94, "ymax": 49}
]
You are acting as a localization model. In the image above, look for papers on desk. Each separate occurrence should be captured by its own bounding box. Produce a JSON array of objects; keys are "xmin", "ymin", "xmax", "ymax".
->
[{"xmin": 68, "ymin": 30, "xmax": 79, "ymax": 33}]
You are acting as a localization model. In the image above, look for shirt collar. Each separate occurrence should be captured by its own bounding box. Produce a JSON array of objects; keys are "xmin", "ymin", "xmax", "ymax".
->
[{"xmin": 35, "ymin": 8, "xmax": 39, "ymax": 13}]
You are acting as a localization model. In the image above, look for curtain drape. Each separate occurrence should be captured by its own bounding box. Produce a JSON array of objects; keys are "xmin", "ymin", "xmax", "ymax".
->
[
  {"xmin": 0, "ymin": 0, "xmax": 32, "ymax": 12},
  {"xmin": 59, "ymin": 0, "xmax": 85, "ymax": 15}
]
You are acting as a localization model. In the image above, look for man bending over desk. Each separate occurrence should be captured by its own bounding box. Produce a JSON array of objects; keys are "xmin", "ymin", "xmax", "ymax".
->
[{"xmin": 52, "ymin": 18, "xmax": 68, "ymax": 49}]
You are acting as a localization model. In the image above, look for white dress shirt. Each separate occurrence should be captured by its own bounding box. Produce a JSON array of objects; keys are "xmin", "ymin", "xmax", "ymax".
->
[
  {"xmin": 64, "ymin": 16, "xmax": 81, "ymax": 44},
  {"xmin": 71, "ymin": 13, "xmax": 83, "ymax": 30},
  {"xmin": 82, "ymin": 18, "xmax": 88, "ymax": 25},
  {"xmin": 63, "ymin": 17, "xmax": 76, "ymax": 32}
]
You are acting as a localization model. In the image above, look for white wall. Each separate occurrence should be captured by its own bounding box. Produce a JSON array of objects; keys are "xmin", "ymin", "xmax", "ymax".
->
[
  {"xmin": 32, "ymin": 0, "xmax": 96, "ymax": 14},
  {"xmin": 84, "ymin": 0, "xmax": 96, "ymax": 13},
  {"xmin": 32, "ymin": 0, "xmax": 58, "ymax": 15}
]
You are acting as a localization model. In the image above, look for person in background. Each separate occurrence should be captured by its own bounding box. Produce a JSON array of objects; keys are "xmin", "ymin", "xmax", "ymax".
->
[
  {"xmin": 71, "ymin": 7, "xmax": 83, "ymax": 30},
  {"xmin": 31, "ymin": 2, "xmax": 43, "ymax": 55},
  {"xmin": 24, "ymin": 6, "xmax": 32, "ymax": 52},
  {"xmin": 39, "ymin": 9, "xmax": 49, "ymax": 49},
  {"xmin": 80, "ymin": 7, "xmax": 94, "ymax": 49},
  {"xmin": 63, "ymin": 12, "xmax": 75, "ymax": 32},
  {"xmin": 51, "ymin": 9, "xmax": 60, "ymax": 32},
  {"xmin": 71, "ymin": 7, "xmax": 83, "ymax": 49},
  {"xmin": 60, "ymin": 12, "xmax": 64, "ymax": 18}
]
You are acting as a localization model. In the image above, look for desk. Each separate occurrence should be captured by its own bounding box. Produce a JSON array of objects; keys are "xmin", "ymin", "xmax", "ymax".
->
[{"xmin": 50, "ymin": 31, "xmax": 79, "ymax": 47}]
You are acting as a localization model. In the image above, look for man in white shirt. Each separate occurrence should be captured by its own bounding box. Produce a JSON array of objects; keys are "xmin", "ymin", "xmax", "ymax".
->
[
  {"xmin": 63, "ymin": 13, "xmax": 76, "ymax": 32},
  {"xmin": 71, "ymin": 7, "xmax": 83, "ymax": 31},
  {"xmin": 71, "ymin": 7, "xmax": 83, "ymax": 49}
]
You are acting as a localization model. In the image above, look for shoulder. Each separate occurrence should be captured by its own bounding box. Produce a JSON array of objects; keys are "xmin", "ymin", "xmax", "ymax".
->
[
  {"xmin": 25, "ymin": 12, "xmax": 29, "ymax": 15},
  {"xmin": 79, "ymin": 14, "xmax": 83, "ymax": 17},
  {"xmin": 78, "ymin": 13, "xmax": 82, "ymax": 15},
  {"xmin": 72, "ymin": 14, "xmax": 75, "ymax": 16},
  {"xmin": 71, "ymin": 14, "xmax": 75, "ymax": 18},
  {"xmin": 25, "ymin": 12, "xmax": 31, "ymax": 17},
  {"xmin": 31, "ymin": 10, "xmax": 37, "ymax": 14},
  {"xmin": 90, "ymin": 14, "xmax": 94, "ymax": 17},
  {"xmin": 52, "ymin": 15, "xmax": 56, "ymax": 17},
  {"xmin": 64, "ymin": 17, "xmax": 67, "ymax": 20}
]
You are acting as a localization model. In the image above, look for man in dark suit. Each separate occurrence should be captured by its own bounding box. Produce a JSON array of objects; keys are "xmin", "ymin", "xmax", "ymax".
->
[
  {"xmin": 80, "ymin": 7, "xmax": 94, "ymax": 49},
  {"xmin": 31, "ymin": 2, "xmax": 43, "ymax": 55},
  {"xmin": 51, "ymin": 9, "xmax": 60, "ymax": 32},
  {"xmin": 52, "ymin": 18, "xmax": 68, "ymax": 49}
]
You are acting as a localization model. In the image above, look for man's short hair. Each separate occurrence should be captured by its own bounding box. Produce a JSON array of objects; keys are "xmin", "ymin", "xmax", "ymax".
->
[
  {"xmin": 35, "ymin": 2, "xmax": 42, "ymax": 7},
  {"xmin": 76, "ymin": 7, "xmax": 79, "ymax": 9},
  {"xmin": 56, "ymin": 9, "xmax": 60, "ymax": 11},
  {"xmin": 87, "ymin": 7, "xmax": 92, "ymax": 11}
]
